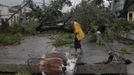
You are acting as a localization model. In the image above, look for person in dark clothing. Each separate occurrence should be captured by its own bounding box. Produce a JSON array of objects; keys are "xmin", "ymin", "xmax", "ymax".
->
[
  {"xmin": 96, "ymin": 24, "xmax": 106, "ymax": 45},
  {"xmin": 97, "ymin": 25, "xmax": 106, "ymax": 34},
  {"xmin": 72, "ymin": 19, "xmax": 85, "ymax": 54},
  {"xmin": 74, "ymin": 37, "xmax": 81, "ymax": 50}
]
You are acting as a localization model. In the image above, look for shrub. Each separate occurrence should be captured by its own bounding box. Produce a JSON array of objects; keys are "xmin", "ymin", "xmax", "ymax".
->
[
  {"xmin": 52, "ymin": 33, "xmax": 73, "ymax": 47},
  {"xmin": 24, "ymin": 19, "xmax": 39, "ymax": 35},
  {"xmin": 88, "ymin": 30, "xmax": 97, "ymax": 42},
  {"xmin": 10, "ymin": 22, "xmax": 23, "ymax": 33},
  {"xmin": 10, "ymin": 19, "xmax": 39, "ymax": 35},
  {"xmin": 52, "ymin": 38, "xmax": 73, "ymax": 47},
  {"xmin": 0, "ymin": 33, "xmax": 22, "ymax": 45},
  {"xmin": 15, "ymin": 72, "xmax": 31, "ymax": 75},
  {"xmin": 106, "ymin": 18, "xmax": 134, "ymax": 41}
]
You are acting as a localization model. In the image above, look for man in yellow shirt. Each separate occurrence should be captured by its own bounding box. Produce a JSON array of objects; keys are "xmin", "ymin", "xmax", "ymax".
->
[{"xmin": 72, "ymin": 19, "xmax": 85, "ymax": 54}]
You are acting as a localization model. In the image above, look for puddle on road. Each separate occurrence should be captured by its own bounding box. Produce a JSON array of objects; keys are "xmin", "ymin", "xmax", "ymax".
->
[{"xmin": 66, "ymin": 57, "xmax": 77, "ymax": 74}]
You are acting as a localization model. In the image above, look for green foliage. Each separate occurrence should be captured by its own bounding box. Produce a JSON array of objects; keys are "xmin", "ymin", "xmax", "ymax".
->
[
  {"xmin": 9, "ymin": 19, "xmax": 39, "ymax": 35},
  {"xmin": 26, "ymin": 6, "xmax": 43, "ymax": 19},
  {"xmin": 52, "ymin": 38, "xmax": 72, "ymax": 47},
  {"xmin": 15, "ymin": 72, "xmax": 31, "ymax": 75},
  {"xmin": 0, "ymin": 33, "xmax": 22, "ymax": 45},
  {"xmin": 0, "ymin": 0, "xmax": 73, "ymax": 46},
  {"xmin": 10, "ymin": 22, "xmax": 23, "ymax": 33},
  {"xmin": 52, "ymin": 33, "xmax": 73, "ymax": 47},
  {"xmin": 107, "ymin": 18, "xmax": 134, "ymax": 40},
  {"xmin": 71, "ymin": 0, "xmax": 134, "ymax": 43},
  {"xmin": 87, "ymin": 22, "xmax": 97, "ymax": 42},
  {"xmin": 71, "ymin": 0, "xmax": 111, "ymax": 32},
  {"xmin": 0, "ymin": 19, "xmax": 40, "ymax": 45},
  {"xmin": 96, "ymin": 36, "xmax": 102, "ymax": 45},
  {"xmin": 24, "ymin": 19, "xmax": 39, "ymax": 35},
  {"xmin": 92, "ymin": 0, "xmax": 104, "ymax": 7},
  {"xmin": 0, "ymin": 22, "xmax": 23, "ymax": 46},
  {"xmin": 106, "ymin": 29, "xmax": 114, "ymax": 41},
  {"xmin": 27, "ymin": 0, "xmax": 72, "ymax": 25},
  {"xmin": 0, "ymin": 73, "xmax": 13, "ymax": 75},
  {"xmin": 88, "ymin": 31, "xmax": 97, "ymax": 42},
  {"xmin": 43, "ymin": 0, "xmax": 72, "ymax": 23},
  {"xmin": 119, "ymin": 48, "xmax": 127, "ymax": 59},
  {"xmin": 50, "ymin": 0, "xmax": 72, "ymax": 10}
]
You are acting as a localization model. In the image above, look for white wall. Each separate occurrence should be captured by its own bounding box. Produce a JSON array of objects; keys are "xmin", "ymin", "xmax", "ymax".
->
[
  {"xmin": 0, "ymin": 5, "xmax": 10, "ymax": 19},
  {"xmin": 0, "ymin": 5, "xmax": 20, "ymax": 25},
  {"xmin": 9, "ymin": 12, "xmax": 20, "ymax": 25}
]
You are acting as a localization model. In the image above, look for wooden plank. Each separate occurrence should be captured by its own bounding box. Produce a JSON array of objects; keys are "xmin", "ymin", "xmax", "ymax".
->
[
  {"xmin": 0, "ymin": 64, "xmax": 40, "ymax": 73},
  {"xmin": 74, "ymin": 64, "xmax": 127, "ymax": 74}
]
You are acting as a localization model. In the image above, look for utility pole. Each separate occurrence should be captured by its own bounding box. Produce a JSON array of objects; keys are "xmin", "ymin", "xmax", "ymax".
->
[
  {"xmin": 22, "ymin": 0, "xmax": 27, "ymax": 23},
  {"xmin": 20, "ymin": 0, "xmax": 31, "ymax": 26},
  {"xmin": 43, "ymin": 0, "xmax": 47, "ymax": 14},
  {"xmin": 43, "ymin": 0, "xmax": 46, "ymax": 7}
]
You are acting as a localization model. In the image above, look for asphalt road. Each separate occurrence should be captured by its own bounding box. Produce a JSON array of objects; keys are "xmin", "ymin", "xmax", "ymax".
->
[{"xmin": 0, "ymin": 35, "xmax": 134, "ymax": 75}]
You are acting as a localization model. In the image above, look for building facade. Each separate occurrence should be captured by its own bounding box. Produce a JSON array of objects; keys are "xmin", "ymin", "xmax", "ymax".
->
[
  {"xmin": 9, "ymin": 5, "xmax": 22, "ymax": 24},
  {"xmin": 111, "ymin": 0, "xmax": 126, "ymax": 17},
  {"xmin": 0, "ymin": 4, "xmax": 10, "ymax": 25},
  {"xmin": 0, "ymin": 4, "xmax": 22, "ymax": 25},
  {"xmin": 0, "ymin": 4, "xmax": 10, "ymax": 18},
  {"xmin": 127, "ymin": 2, "xmax": 134, "ymax": 22},
  {"xmin": 111, "ymin": 0, "xmax": 134, "ymax": 22}
]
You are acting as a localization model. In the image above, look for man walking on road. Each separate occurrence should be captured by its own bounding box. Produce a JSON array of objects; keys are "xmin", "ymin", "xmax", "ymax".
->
[{"xmin": 72, "ymin": 19, "xmax": 85, "ymax": 55}]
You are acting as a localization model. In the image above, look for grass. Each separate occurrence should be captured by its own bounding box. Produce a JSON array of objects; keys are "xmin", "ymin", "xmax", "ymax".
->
[
  {"xmin": 52, "ymin": 32, "xmax": 73, "ymax": 47},
  {"xmin": 0, "ymin": 33, "xmax": 23, "ymax": 45},
  {"xmin": 15, "ymin": 72, "xmax": 31, "ymax": 75},
  {"xmin": 0, "ymin": 19, "xmax": 38, "ymax": 46},
  {"xmin": 0, "ymin": 72, "xmax": 32, "ymax": 75}
]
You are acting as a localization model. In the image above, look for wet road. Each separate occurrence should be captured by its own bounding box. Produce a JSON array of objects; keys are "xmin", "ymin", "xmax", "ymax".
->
[
  {"xmin": 0, "ymin": 35, "xmax": 134, "ymax": 75},
  {"xmin": 0, "ymin": 35, "xmax": 77, "ymax": 75},
  {"xmin": 81, "ymin": 37, "xmax": 134, "ymax": 75},
  {"xmin": 0, "ymin": 36, "xmax": 54, "ymax": 64}
]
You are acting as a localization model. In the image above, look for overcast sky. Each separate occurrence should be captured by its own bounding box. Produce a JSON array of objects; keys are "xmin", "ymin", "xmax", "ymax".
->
[
  {"xmin": 0, "ymin": 0, "xmax": 109, "ymax": 12},
  {"xmin": 0, "ymin": 0, "xmax": 108, "ymax": 6},
  {"xmin": 0, "ymin": 0, "xmax": 82, "ymax": 6},
  {"xmin": 0, "ymin": 0, "xmax": 82, "ymax": 12}
]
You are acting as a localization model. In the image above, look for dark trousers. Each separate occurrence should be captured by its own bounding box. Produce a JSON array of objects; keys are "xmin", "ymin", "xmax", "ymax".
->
[{"xmin": 74, "ymin": 37, "xmax": 81, "ymax": 49}]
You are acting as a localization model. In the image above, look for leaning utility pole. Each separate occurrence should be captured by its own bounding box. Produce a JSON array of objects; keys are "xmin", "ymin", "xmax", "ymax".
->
[
  {"xmin": 22, "ymin": 0, "xmax": 27, "ymax": 23},
  {"xmin": 7, "ymin": 0, "xmax": 31, "ymax": 22},
  {"xmin": 43, "ymin": 0, "xmax": 45, "ymax": 8},
  {"xmin": 20, "ymin": 0, "xmax": 31, "ymax": 33},
  {"xmin": 21, "ymin": 0, "xmax": 31, "ymax": 24}
]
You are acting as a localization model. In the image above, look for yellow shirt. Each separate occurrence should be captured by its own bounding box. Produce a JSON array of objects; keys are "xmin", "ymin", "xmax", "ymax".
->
[{"xmin": 73, "ymin": 21, "xmax": 85, "ymax": 40}]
